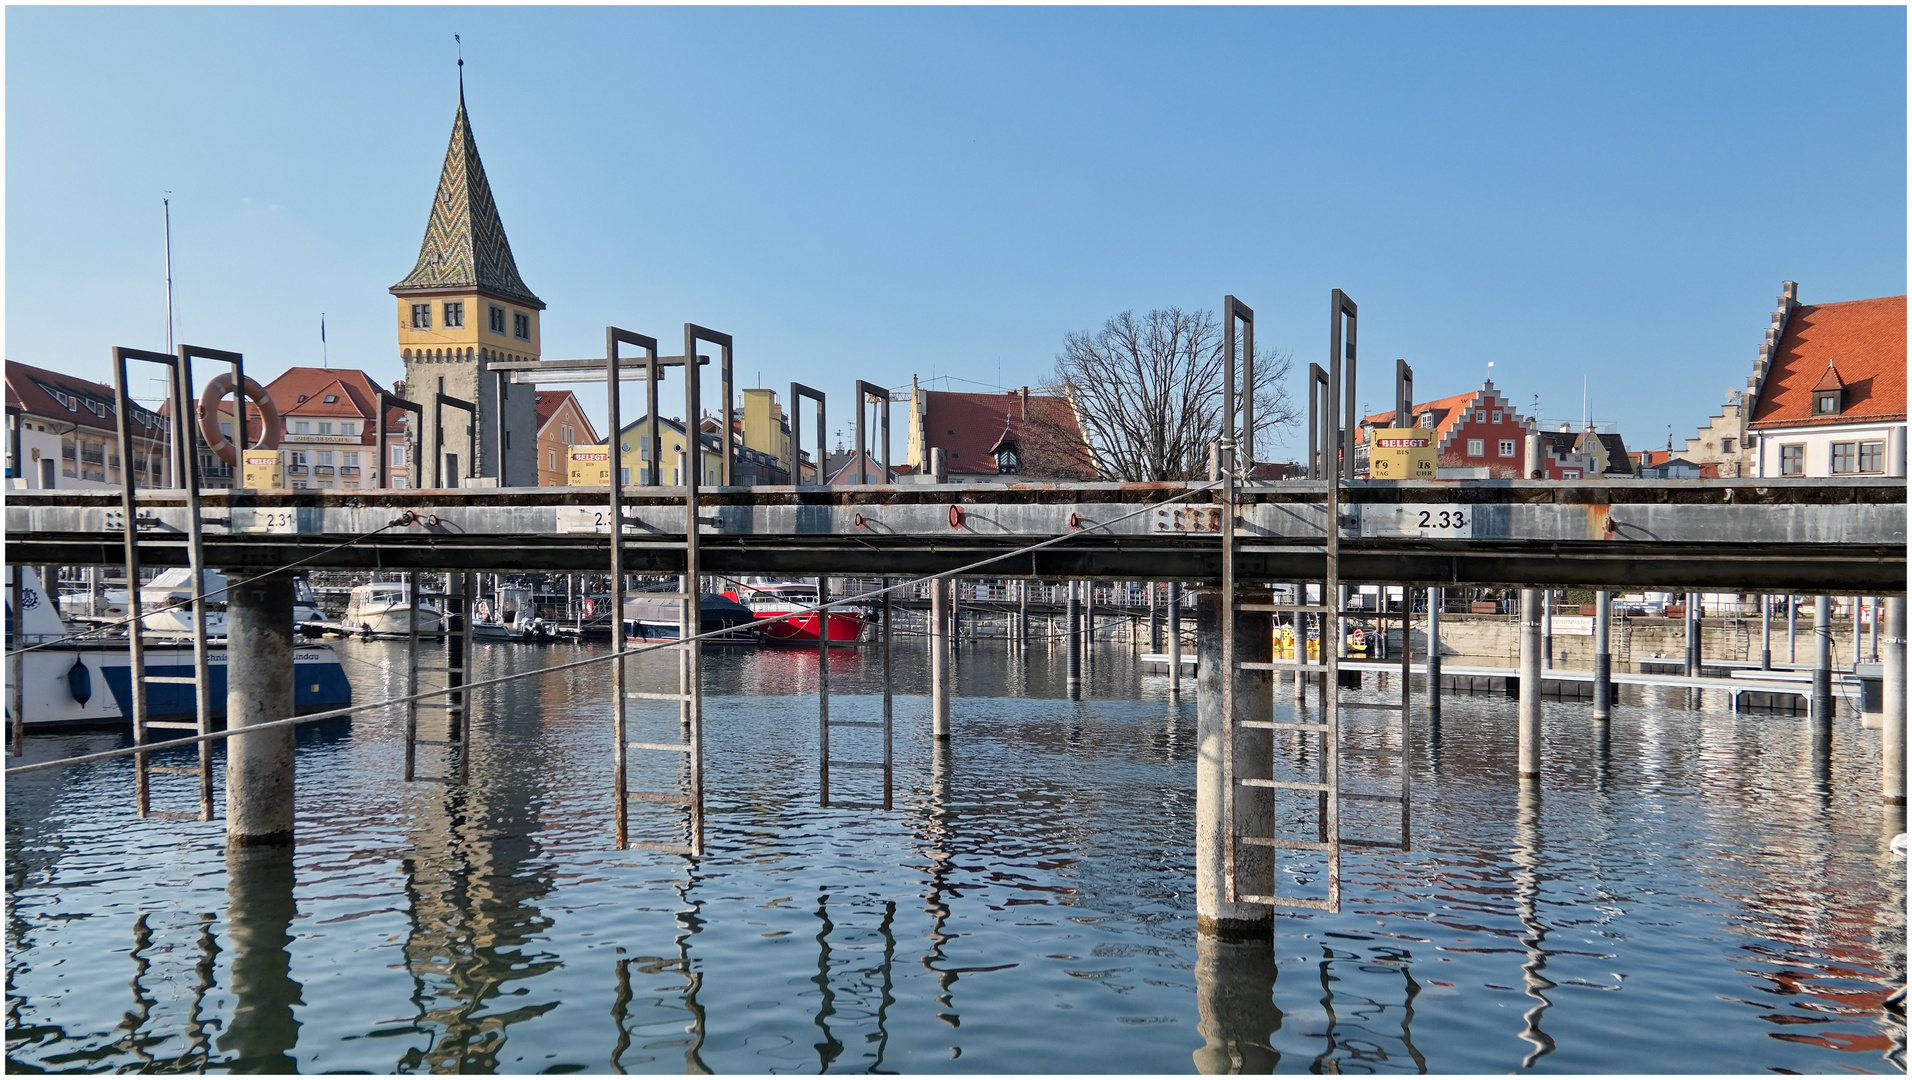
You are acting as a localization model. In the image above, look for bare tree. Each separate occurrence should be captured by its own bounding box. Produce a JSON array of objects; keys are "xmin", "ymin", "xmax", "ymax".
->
[{"xmin": 1037, "ymin": 306, "xmax": 1296, "ymax": 482}]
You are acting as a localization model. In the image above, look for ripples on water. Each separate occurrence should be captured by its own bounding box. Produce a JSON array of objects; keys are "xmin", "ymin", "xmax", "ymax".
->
[{"xmin": 6, "ymin": 636, "xmax": 1906, "ymax": 1073}]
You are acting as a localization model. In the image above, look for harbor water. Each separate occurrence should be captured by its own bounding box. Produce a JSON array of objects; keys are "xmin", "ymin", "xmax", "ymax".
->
[{"xmin": 6, "ymin": 633, "xmax": 1906, "ymax": 1072}]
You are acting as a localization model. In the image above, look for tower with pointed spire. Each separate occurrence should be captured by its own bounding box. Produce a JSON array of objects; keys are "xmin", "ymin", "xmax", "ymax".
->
[{"xmin": 391, "ymin": 63, "xmax": 541, "ymax": 487}]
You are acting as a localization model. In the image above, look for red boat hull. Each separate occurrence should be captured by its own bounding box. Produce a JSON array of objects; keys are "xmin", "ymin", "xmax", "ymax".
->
[{"xmin": 758, "ymin": 610, "xmax": 868, "ymax": 643}]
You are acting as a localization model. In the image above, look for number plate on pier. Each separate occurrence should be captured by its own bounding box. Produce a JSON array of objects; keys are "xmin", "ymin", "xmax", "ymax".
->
[
  {"xmin": 231, "ymin": 508, "xmax": 303, "ymax": 534},
  {"xmin": 1359, "ymin": 505, "xmax": 1473, "ymax": 539},
  {"xmin": 556, "ymin": 507, "xmax": 639, "ymax": 534}
]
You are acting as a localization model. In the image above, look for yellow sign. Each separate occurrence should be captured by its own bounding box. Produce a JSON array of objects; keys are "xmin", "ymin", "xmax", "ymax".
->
[
  {"xmin": 568, "ymin": 445, "xmax": 612, "ymax": 487},
  {"xmin": 241, "ymin": 449, "xmax": 284, "ymax": 489},
  {"xmin": 1368, "ymin": 427, "xmax": 1437, "ymax": 480}
]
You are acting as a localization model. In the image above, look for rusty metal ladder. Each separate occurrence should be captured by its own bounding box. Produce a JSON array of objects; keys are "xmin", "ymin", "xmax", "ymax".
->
[
  {"xmin": 820, "ymin": 577, "xmax": 895, "ymax": 811},
  {"xmin": 1220, "ymin": 291, "xmax": 1411, "ymax": 914},
  {"xmin": 404, "ymin": 572, "xmax": 470, "ymax": 785}
]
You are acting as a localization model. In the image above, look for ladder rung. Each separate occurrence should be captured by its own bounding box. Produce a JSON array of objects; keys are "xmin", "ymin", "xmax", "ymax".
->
[
  {"xmin": 825, "ymin": 761, "xmax": 888, "ymax": 770},
  {"xmin": 1341, "ymin": 747, "xmax": 1403, "ymax": 757},
  {"xmin": 146, "ymin": 810, "xmax": 207, "ymax": 820},
  {"xmin": 1239, "ymin": 662, "xmax": 1278, "ymax": 671},
  {"xmin": 142, "ymin": 720, "xmax": 201, "ymax": 730},
  {"xmin": 1240, "ymin": 604, "xmax": 1330, "ymax": 613},
  {"xmin": 410, "ymin": 774, "xmax": 457, "ymax": 784},
  {"xmin": 631, "ymin": 592, "xmax": 693, "ymax": 599},
  {"xmin": 414, "ymin": 667, "xmax": 464, "ymax": 674},
  {"xmin": 627, "ymin": 691, "xmax": 691, "ymax": 701},
  {"xmin": 1341, "ymin": 702, "xmax": 1404, "ymax": 711},
  {"xmin": 821, "ymin": 801, "xmax": 890, "ymax": 811},
  {"xmin": 1243, "ymin": 894, "xmax": 1337, "ymax": 911},
  {"xmin": 146, "ymin": 676, "xmax": 199, "ymax": 685},
  {"xmin": 414, "ymin": 702, "xmax": 461, "ymax": 710},
  {"xmin": 146, "ymin": 765, "xmax": 203, "ymax": 775},
  {"xmin": 627, "ymin": 790, "xmax": 694, "ymax": 804},
  {"xmin": 628, "ymin": 740, "xmax": 693, "ymax": 754},
  {"xmin": 1269, "ymin": 721, "xmax": 1331, "ymax": 731},
  {"xmin": 629, "ymin": 841, "xmax": 694, "ymax": 854},
  {"xmin": 411, "ymin": 738, "xmax": 457, "ymax": 746},
  {"xmin": 1241, "ymin": 778, "xmax": 1330, "ymax": 792},
  {"xmin": 825, "ymin": 721, "xmax": 885, "ymax": 729},
  {"xmin": 1239, "ymin": 836, "xmax": 1335, "ymax": 851}
]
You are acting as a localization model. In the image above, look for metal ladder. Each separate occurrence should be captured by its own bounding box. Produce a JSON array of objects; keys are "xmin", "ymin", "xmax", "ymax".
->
[
  {"xmin": 1218, "ymin": 291, "xmax": 1411, "ymax": 914},
  {"xmin": 112, "ymin": 345, "xmax": 224, "ymax": 821},
  {"xmin": 404, "ymin": 572, "xmax": 470, "ymax": 785},
  {"xmin": 820, "ymin": 577, "xmax": 895, "ymax": 811}
]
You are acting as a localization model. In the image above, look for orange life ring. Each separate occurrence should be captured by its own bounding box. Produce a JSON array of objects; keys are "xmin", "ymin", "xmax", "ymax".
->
[{"xmin": 198, "ymin": 372, "xmax": 281, "ymax": 466}]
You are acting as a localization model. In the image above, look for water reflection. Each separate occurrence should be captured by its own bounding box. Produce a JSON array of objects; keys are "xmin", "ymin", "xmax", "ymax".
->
[
  {"xmin": 1192, "ymin": 935, "xmax": 1278, "ymax": 1073},
  {"xmin": 220, "ymin": 841, "xmax": 303, "ymax": 1071},
  {"xmin": 1512, "ymin": 783, "xmax": 1555, "ymax": 1068},
  {"xmin": 610, "ymin": 873, "xmax": 709, "ymax": 1074}
]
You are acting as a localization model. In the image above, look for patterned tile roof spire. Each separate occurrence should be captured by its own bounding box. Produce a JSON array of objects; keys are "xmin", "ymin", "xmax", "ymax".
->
[{"xmin": 391, "ymin": 72, "xmax": 545, "ymax": 309}]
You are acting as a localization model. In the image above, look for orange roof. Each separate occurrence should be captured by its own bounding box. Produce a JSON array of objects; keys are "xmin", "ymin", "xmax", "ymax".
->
[
  {"xmin": 534, "ymin": 390, "xmax": 600, "ymax": 443},
  {"xmin": 1359, "ymin": 389, "xmax": 1495, "ymax": 448},
  {"xmin": 263, "ymin": 367, "xmax": 392, "ymax": 421},
  {"xmin": 1750, "ymin": 295, "xmax": 1905, "ymax": 429},
  {"xmin": 918, "ymin": 389, "xmax": 1094, "ymax": 478}
]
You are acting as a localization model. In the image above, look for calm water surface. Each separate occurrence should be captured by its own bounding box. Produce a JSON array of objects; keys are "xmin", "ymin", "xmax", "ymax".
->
[{"xmin": 6, "ymin": 635, "xmax": 1906, "ymax": 1073}]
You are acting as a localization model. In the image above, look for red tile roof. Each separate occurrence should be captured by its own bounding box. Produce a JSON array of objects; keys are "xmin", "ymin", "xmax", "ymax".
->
[
  {"xmin": 1358, "ymin": 386, "xmax": 1514, "ymax": 450},
  {"xmin": 534, "ymin": 390, "xmax": 599, "ymax": 442},
  {"xmin": 919, "ymin": 389, "xmax": 1095, "ymax": 478},
  {"xmin": 5, "ymin": 360, "xmax": 167, "ymax": 439},
  {"xmin": 262, "ymin": 367, "xmax": 393, "ymax": 422},
  {"xmin": 1750, "ymin": 295, "xmax": 1905, "ymax": 429}
]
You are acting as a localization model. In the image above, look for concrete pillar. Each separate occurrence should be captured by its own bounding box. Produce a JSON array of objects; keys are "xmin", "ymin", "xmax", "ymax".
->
[
  {"xmin": 1195, "ymin": 591, "xmax": 1274, "ymax": 938},
  {"xmin": 1788, "ymin": 595, "xmax": 1797, "ymax": 665},
  {"xmin": 1017, "ymin": 580, "xmax": 1029, "ymax": 649},
  {"xmin": 1168, "ymin": 581, "xmax": 1183, "ymax": 696},
  {"xmin": 1760, "ymin": 594, "xmax": 1772, "ymax": 670},
  {"xmin": 1685, "ymin": 592, "xmax": 1700, "ymax": 678},
  {"xmin": 1592, "ymin": 589, "xmax": 1612, "ymax": 723},
  {"xmin": 1149, "ymin": 583, "xmax": 1162, "ymax": 651},
  {"xmin": 1191, "ymin": 935, "xmax": 1277, "ymax": 1073},
  {"xmin": 1524, "ymin": 430, "xmax": 1543, "ymax": 479},
  {"xmin": 225, "ymin": 574, "xmax": 296, "ymax": 843},
  {"xmin": 930, "ymin": 578, "xmax": 950, "ymax": 739},
  {"xmin": 1811, "ymin": 594, "xmax": 1833, "ymax": 735},
  {"xmin": 1883, "ymin": 595, "xmax": 1905, "ymax": 806},
  {"xmin": 218, "ymin": 840, "xmax": 302, "ymax": 1070},
  {"xmin": 1542, "ymin": 590, "xmax": 1554, "ymax": 670},
  {"xmin": 1426, "ymin": 586, "xmax": 1442, "ymax": 714},
  {"xmin": 1519, "ymin": 587, "xmax": 1543, "ymax": 779},
  {"xmin": 1065, "ymin": 581, "xmax": 1083, "ymax": 695}
]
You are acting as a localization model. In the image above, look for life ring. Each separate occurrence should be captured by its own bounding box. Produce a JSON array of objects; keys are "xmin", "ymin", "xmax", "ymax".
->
[
  {"xmin": 198, "ymin": 372, "xmax": 282, "ymax": 466},
  {"xmin": 583, "ymin": 598, "xmax": 596, "ymax": 618}
]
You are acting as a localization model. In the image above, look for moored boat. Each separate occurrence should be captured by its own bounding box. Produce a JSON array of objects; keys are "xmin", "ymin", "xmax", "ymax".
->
[
  {"xmin": 342, "ymin": 580, "xmax": 446, "ymax": 638},
  {"xmin": 725, "ymin": 578, "xmax": 870, "ymax": 643}
]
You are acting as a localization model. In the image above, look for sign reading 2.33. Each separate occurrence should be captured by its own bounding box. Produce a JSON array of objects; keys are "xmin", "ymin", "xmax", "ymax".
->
[{"xmin": 1358, "ymin": 504, "xmax": 1474, "ymax": 539}]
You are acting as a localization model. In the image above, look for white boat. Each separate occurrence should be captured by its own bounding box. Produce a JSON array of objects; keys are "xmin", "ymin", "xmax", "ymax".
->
[
  {"xmin": 470, "ymin": 586, "xmax": 558, "ymax": 641},
  {"xmin": 6, "ymin": 570, "xmax": 352, "ymax": 729},
  {"xmin": 58, "ymin": 569, "xmax": 324, "ymax": 638},
  {"xmin": 341, "ymin": 581, "xmax": 446, "ymax": 638}
]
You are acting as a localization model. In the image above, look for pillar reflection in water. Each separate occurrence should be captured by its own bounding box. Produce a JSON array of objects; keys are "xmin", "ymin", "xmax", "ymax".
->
[
  {"xmin": 1192, "ymin": 935, "xmax": 1279, "ymax": 1073},
  {"xmin": 218, "ymin": 840, "xmax": 304, "ymax": 1072},
  {"xmin": 1512, "ymin": 782, "xmax": 1556, "ymax": 1068}
]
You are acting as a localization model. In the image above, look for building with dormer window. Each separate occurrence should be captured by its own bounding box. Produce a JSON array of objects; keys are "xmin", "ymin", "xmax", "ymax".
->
[{"xmin": 1746, "ymin": 287, "xmax": 1905, "ymax": 478}]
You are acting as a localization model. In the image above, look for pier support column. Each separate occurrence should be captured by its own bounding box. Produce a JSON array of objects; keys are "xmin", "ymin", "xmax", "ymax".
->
[
  {"xmin": 225, "ymin": 574, "xmax": 296, "ymax": 844},
  {"xmin": 1760, "ymin": 595, "xmax": 1773, "ymax": 670},
  {"xmin": 1811, "ymin": 594, "xmax": 1834, "ymax": 736},
  {"xmin": 931, "ymin": 578, "xmax": 951, "ymax": 739},
  {"xmin": 1883, "ymin": 595, "xmax": 1904, "ymax": 806},
  {"xmin": 1592, "ymin": 590, "xmax": 1612, "ymax": 723},
  {"xmin": 1065, "ymin": 581, "xmax": 1083, "ymax": 695},
  {"xmin": 1195, "ymin": 591, "xmax": 1273, "ymax": 939},
  {"xmin": 1518, "ymin": 587, "xmax": 1543, "ymax": 780},
  {"xmin": 1685, "ymin": 592, "xmax": 1701, "ymax": 678},
  {"xmin": 1168, "ymin": 582, "xmax": 1184, "ymax": 696},
  {"xmin": 1426, "ymin": 586, "xmax": 1442, "ymax": 715}
]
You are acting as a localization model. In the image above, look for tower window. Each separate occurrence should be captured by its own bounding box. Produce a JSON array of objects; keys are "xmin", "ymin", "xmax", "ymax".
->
[
  {"xmin": 513, "ymin": 312, "xmax": 531, "ymax": 340},
  {"xmin": 411, "ymin": 303, "xmax": 431, "ymax": 330},
  {"xmin": 490, "ymin": 305, "xmax": 506, "ymax": 333},
  {"xmin": 443, "ymin": 302, "xmax": 464, "ymax": 329}
]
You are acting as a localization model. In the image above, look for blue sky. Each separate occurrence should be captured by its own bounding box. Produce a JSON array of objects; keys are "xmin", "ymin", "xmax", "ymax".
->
[{"xmin": 7, "ymin": 6, "xmax": 1904, "ymax": 460}]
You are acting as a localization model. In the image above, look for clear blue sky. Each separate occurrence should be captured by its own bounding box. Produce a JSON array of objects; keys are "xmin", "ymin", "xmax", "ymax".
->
[{"xmin": 7, "ymin": 6, "xmax": 1904, "ymax": 459}]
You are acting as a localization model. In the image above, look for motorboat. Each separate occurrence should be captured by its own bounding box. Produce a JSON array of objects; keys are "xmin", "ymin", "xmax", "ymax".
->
[
  {"xmin": 58, "ymin": 568, "xmax": 324, "ymax": 637},
  {"xmin": 623, "ymin": 592, "xmax": 761, "ymax": 645},
  {"xmin": 342, "ymin": 580, "xmax": 446, "ymax": 638},
  {"xmin": 724, "ymin": 578, "xmax": 870, "ymax": 644},
  {"xmin": 7, "ymin": 569, "xmax": 351, "ymax": 729},
  {"xmin": 472, "ymin": 586, "xmax": 559, "ymax": 641}
]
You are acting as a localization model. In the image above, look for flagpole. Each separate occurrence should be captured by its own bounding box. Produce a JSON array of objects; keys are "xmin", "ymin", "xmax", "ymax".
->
[{"xmin": 322, "ymin": 313, "xmax": 328, "ymax": 369}]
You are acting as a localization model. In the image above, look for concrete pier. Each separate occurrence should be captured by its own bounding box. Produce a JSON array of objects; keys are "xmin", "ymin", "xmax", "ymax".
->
[
  {"xmin": 1592, "ymin": 590, "xmax": 1612, "ymax": 723},
  {"xmin": 1518, "ymin": 587, "xmax": 1543, "ymax": 779},
  {"xmin": 931, "ymin": 578, "xmax": 950, "ymax": 739},
  {"xmin": 1426, "ymin": 586, "xmax": 1442, "ymax": 715},
  {"xmin": 1811, "ymin": 594, "xmax": 1834, "ymax": 735},
  {"xmin": 1883, "ymin": 595, "xmax": 1905, "ymax": 806},
  {"xmin": 1194, "ymin": 592, "xmax": 1273, "ymax": 939},
  {"xmin": 1760, "ymin": 594, "xmax": 1773, "ymax": 670},
  {"xmin": 1167, "ymin": 582, "xmax": 1183, "ymax": 696},
  {"xmin": 1542, "ymin": 590, "xmax": 1553, "ymax": 670},
  {"xmin": 1685, "ymin": 592, "xmax": 1700, "ymax": 678},
  {"xmin": 1065, "ymin": 581, "xmax": 1082, "ymax": 694},
  {"xmin": 225, "ymin": 574, "xmax": 296, "ymax": 843}
]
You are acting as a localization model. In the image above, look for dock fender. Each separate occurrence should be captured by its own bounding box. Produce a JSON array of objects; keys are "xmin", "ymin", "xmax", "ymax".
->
[{"xmin": 65, "ymin": 657, "xmax": 93, "ymax": 706}]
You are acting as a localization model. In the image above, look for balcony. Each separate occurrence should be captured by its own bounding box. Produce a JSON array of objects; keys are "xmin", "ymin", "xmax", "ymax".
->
[
  {"xmin": 314, "ymin": 465, "xmax": 335, "ymax": 477},
  {"xmin": 340, "ymin": 466, "xmax": 360, "ymax": 477}
]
